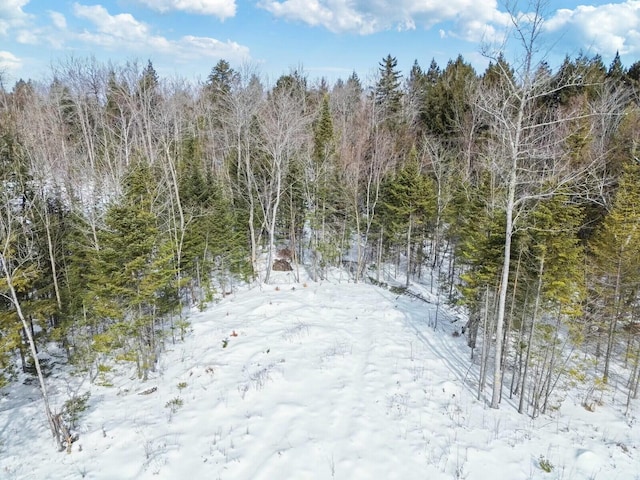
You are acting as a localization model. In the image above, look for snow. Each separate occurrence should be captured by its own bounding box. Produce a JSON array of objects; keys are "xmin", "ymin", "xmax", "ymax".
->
[{"xmin": 0, "ymin": 272, "xmax": 638, "ymax": 479}]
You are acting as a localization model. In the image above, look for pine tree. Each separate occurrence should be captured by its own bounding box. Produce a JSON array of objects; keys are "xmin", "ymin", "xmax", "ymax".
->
[
  {"xmin": 0, "ymin": 129, "xmax": 63, "ymax": 448},
  {"xmin": 607, "ymin": 51, "xmax": 625, "ymax": 81},
  {"xmin": 424, "ymin": 55, "xmax": 476, "ymax": 138},
  {"xmin": 206, "ymin": 59, "xmax": 237, "ymax": 99},
  {"xmin": 308, "ymin": 93, "xmax": 348, "ymax": 277},
  {"xmin": 455, "ymin": 172, "xmax": 506, "ymax": 353}
]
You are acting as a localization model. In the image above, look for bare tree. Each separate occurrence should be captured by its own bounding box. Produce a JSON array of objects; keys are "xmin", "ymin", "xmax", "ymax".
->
[
  {"xmin": 341, "ymin": 94, "xmax": 396, "ymax": 283},
  {"xmin": 218, "ymin": 68, "xmax": 264, "ymax": 277},
  {"xmin": 256, "ymin": 83, "xmax": 310, "ymax": 283},
  {"xmin": 473, "ymin": 0, "xmax": 622, "ymax": 409}
]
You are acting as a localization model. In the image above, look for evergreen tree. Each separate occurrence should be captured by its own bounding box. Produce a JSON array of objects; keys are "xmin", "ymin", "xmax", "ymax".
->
[
  {"xmin": 626, "ymin": 60, "xmax": 640, "ymax": 85},
  {"xmin": 87, "ymin": 164, "xmax": 177, "ymax": 380},
  {"xmin": 588, "ymin": 161, "xmax": 640, "ymax": 383},
  {"xmin": 139, "ymin": 60, "xmax": 159, "ymax": 95},
  {"xmin": 308, "ymin": 93, "xmax": 348, "ymax": 277},
  {"xmin": 375, "ymin": 54, "xmax": 403, "ymax": 125},
  {"xmin": 455, "ymin": 172, "xmax": 506, "ymax": 351},
  {"xmin": 406, "ymin": 60, "xmax": 428, "ymax": 131},
  {"xmin": 482, "ymin": 54, "xmax": 515, "ymax": 87},
  {"xmin": 346, "ymin": 71, "xmax": 363, "ymax": 97},
  {"xmin": 207, "ymin": 59, "xmax": 237, "ymax": 95},
  {"xmin": 518, "ymin": 192, "xmax": 586, "ymax": 415},
  {"xmin": 424, "ymin": 55, "xmax": 476, "ymax": 138},
  {"xmin": 378, "ymin": 149, "xmax": 435, "ymax": 286},
  {"xmin": 607, "ymin": 51, "xmax": 626, "ymax": 81}
]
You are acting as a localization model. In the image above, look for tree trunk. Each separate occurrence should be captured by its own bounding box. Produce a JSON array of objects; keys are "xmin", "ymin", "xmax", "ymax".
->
[
  {"xmin": 519, "ymin": 254, "xmax": 545, "ymax": 414},
  {"xmin": 603, "ymin": 259, "xmax": 622, "ymax": 383},
  {"xmin": 405, "ymin": 214, "xmax": 412, "ymax": 287},
  {"xmin": 2, "ymin": 258, "xmax": 62, "ymax": 450}
]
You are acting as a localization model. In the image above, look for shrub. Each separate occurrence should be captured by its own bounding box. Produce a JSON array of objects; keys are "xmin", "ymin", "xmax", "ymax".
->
[
  {"xmin": 538, "ymin": 455, "xmax": 554, "ymax": 473},
  {"xmin": 165, "ymin": 397, "xmax": 183, "ymax": 414},
  {"xmin": 63, "ymin": 392, "xmax": 91, "ymax": 429}
]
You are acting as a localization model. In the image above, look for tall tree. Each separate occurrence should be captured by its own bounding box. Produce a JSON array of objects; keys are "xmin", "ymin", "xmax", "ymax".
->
[
  {"xmin": 375, "ymin": 55, "xmax": 403, "ymax": 126},
  {"xmin": 472, "ymin": 0, "xmax": 618, "ymax": 409},
  {"xmin": 518, "ymin": 192, "xmax": 585, "ymax": 415},
  {"xmin": 256, "ymin": 80, "xmax": 310, "ymax": 283},
  {"xmin": 378, "ymin": 149, "xmax": 435, "ymax": 286},
  {"xmin": 0, "ymin": 138, "xmax": 64, "ymax": 449},
  {"xmin": 206, "ymin": 59, "xmax": 237, "ymax": 100}
]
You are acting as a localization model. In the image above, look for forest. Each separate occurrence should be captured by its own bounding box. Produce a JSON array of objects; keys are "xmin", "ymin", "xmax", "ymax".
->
[{"xmin": 1, "ymin": 9, "xmax": 640, "ymax": 451}]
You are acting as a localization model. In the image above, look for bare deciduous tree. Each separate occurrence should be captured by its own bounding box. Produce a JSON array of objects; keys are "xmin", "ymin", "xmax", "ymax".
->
[
  {"xmin": 256, "ymin": 83, "xmax": 310, "ymax": 283},
  {"xmin": 474, "ymin": 0, "xmax": 624, "ymax": 409}
]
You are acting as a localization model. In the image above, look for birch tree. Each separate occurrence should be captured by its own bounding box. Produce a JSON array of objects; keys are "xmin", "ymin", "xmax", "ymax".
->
[
  {"xmin": 474, "ymin": 0, "xmax": 616, "ymax": 408},
  {"xmin": 220, "ymin": 70, "xmax": 264, "ymax": 277},
  {"xmin": 0, "ymin": 149, "xmax": 65, "ymax": 449},
  {"xmin": 256, "ymin": 80, "xmax": 310, "ymax": 283}
]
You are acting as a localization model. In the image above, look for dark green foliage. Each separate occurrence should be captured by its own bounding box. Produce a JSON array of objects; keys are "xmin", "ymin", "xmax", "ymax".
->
[
  {"xmin": 528, "ymin": 192, "xmax": 586, "ymax": 315},
  {"xmin": 588, "ymin": 161, "xmax": 640, "ymax": 381},
  {"xmin": 376, "ymin": 149, "xmax": 436, "ymax": 285},
  {"xmin": 178, "ymin": 135, "xmax": 251, "ymax": 285},
  {"xmin": 139, "ymin": 60, "xmax": 159, "ymax": 95},
  {"xmin": 86, "ymin": 163, "xmax": 177, "ymax": 379},
  {"xmin": 0, "ymin": 50, "xmax": 637, "ymax": 417},
  {"xmin": 207, "ymin": 59, "xmax": 237, "ymax": 99},
  {"xmin": 607, "ymin": 51, "xmax": 626, "ymax": 81},
  {"xmin": 375, "ymin": 55, "xmax": 403, "ymax": 125},
  {"xmin": 455, "ymin": 173, "xmax": 507, "ymax": 303},
  {"xmin": 273, "ymin": 69, "xmax": 307, "ymax": 106},
  {"xmin": 552, "ymin": 53, "xmax": 606, "ymax": 105},
  {"xmin": 482, "ymin": 54, "xmax": 515, "ymax": 87},
  {"xmin": 422, "ymin": 55, "xmax": 476, "ymax": 138},
  {"xmin": 378, "ymin": 152, "xmax": 434, "ymax": 244},
  {"xmin": 313, "ymin": 94, "xmax": 335, "ymax": 165}
]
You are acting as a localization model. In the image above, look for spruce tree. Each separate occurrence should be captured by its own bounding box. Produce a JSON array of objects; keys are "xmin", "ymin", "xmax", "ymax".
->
[
  {"xmin": 519, "ymin": 192, "xmax": 585, "ymax": 415},
  {"xmin": 87, "ymin": 164, "xmax": 176, "ymax": 380},
  {"xmin": 378, "ymin": 150, "xmax": 435, "ymax": 286},
  {"xmin": 375, "ymin": 55, "xmax": 403, "ymax": 126}
]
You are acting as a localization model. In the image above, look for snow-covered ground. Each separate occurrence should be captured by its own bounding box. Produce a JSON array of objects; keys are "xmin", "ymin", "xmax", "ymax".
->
[{"xmin": 0, "ymin": 272, "xmax": 638, "ymax": 479}]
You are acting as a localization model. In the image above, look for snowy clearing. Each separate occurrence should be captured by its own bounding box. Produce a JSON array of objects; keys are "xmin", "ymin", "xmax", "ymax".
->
[{"xmin": 0, "ymin": 277, "xmax": 638, "ymax": 479}]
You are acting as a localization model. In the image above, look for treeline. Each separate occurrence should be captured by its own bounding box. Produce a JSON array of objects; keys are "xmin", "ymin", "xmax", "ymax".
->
[{"xmin": 1, "ymin": 37, "xmax": 640, "ymax": 428}]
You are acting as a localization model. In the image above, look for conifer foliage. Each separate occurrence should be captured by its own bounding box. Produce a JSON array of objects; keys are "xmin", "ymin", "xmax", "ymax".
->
[{"xmin": 86, "ymin": 164, "xmax": 176, "ymax": 380}]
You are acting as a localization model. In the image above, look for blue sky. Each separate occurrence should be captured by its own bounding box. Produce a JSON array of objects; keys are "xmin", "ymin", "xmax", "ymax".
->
[{"xmin": 1, "ymin": 1, "xmax": 640, "ymax": 87}]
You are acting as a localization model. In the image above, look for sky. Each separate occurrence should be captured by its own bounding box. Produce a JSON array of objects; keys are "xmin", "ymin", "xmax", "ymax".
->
[{"xmin": 1, "ymin": 0, "xmax": 640, "ymax": 87}]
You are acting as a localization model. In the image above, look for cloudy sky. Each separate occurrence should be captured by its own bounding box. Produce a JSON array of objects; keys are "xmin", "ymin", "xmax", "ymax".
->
[{"xmin": 1, "ymin": 0, "xmax": 640, "ymax": 86}]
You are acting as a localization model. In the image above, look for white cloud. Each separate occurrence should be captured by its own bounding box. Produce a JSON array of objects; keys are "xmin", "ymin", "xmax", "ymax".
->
[
  {"xmin": 49, "ymin": 11, "xmax": 67, "ymax": 30},
  {"xmin": 16, "ymin": 29, "xmax": 38, "ymax": 44},
  {"xmin": 546, "ymin": 1, "xmax": 640, "ymax": 57},
  {"xmin": 74, "ymin": 4, "xmax": 151, "ymax": 41},
  {"xmin": 257, "ymin": 0, "xmax": 505, "ymax": 40},
  {"xmin": 0, "ymin": 51, "xmax": 22, "ymax": 74},
  {"xmin": 136, "ymin": 0, "xmax": 236, "ymax": 19},
  {"xmin": 72, "ymin": 3, "xmax": 249, "ymax": 61},
  {"xmin": 0, "ymin": 0, "xmax": 30, "ymax": 36},
  {"xmin": 0, "ymin": 5, "xmax": 67, "ymax": 48}
]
